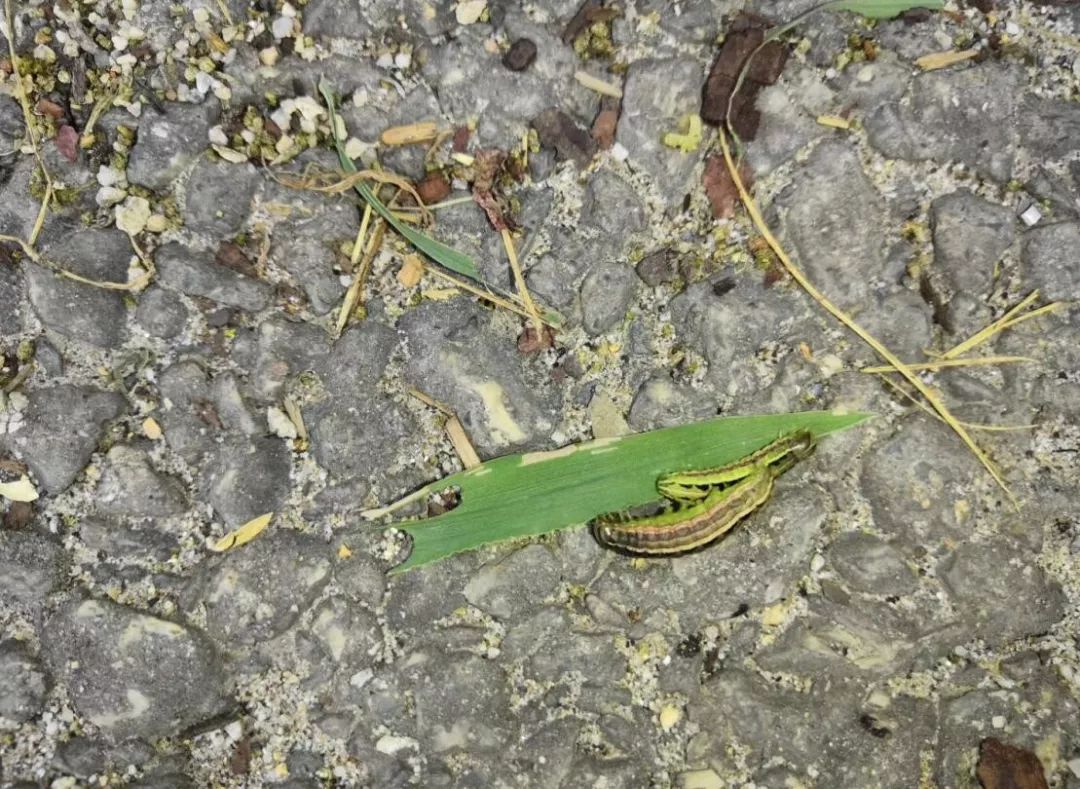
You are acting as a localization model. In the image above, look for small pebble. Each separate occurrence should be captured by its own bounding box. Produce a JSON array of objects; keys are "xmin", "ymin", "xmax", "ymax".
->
[
  {"xmin": 502, "ymin": 38, "xmax": 537, "ymax": 71},
  {"xmin": 1019, "ymin": 203, "xmax": 1042, "ymax": 227}
]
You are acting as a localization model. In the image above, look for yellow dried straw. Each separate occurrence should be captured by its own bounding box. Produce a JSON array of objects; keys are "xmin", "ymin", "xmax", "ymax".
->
[{"xmin": 718, "ymin": 129, "xmax": 1014, "ymax": 503}]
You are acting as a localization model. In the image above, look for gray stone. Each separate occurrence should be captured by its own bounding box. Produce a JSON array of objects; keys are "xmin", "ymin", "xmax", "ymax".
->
[
  {"xmin": 42, "ymin": 598, "xmax": 230, "ymax": 740},
  {"xmin": 52, "ymin": 737, "xmax": 108, "ymax": 778},
  {"xmin": 1003, "ymin": 320, "xmax": 1080, "ymax": 420},
  {"xmin": 934, "ymin": 661, "xmax": 1078, "ymax": 787},
  {"xmin": 0, "ymin": 157, "xmax": 49, "ymax": 243},
  {"xmin": 671, "ymin": 277, "xmax": 812, "ymax": 402},
  {"xmin": 937, "ymin": 536, "xmax": 1065, "ymax": 646},
  {"xmin": 580, "ymin": 170, "xmax": 646, "ymax": 241},
  {"xmin": 316, "ymin": 321, "xmax": 399, "ymax": 395},
  {"xmin": 506, "ymin": 719, "xmax": 580, "ymax": 789},
  {"xmin": 0, "ymin": 524, "xmax": 65, "ymax": 616},
  {"xmin": 689, "ymin": 668, "xmax": 932, "ymax": 786},
  {"xmin": 0, "ymin": 261, "xmax": 24, "ymax": 334},
  {"xmin": 775, "ymin": 140, "xmax": 886, "ymax": 307},
  {"xmin": 857, "ymin": 289, "xmax": 933, "ymax": 360},
  {"xmin": 383, "ymin": 556, "xmax": 478, "ymax": 651},
  {"xmin": 271, "ymin": 198, "xmax": 355, "ymax": 315},
  {"xmin": 302, "ymin": 0, "xmax": 384, "ymax": 39},
  {"xmin": 200, "ymin": 435, "xmax": 292, "ymax": 526},
  {"xmin": 579, "ymin": 261, "xmax": 637, "ymax": 337},
  {"xmin": 422, "ymin": 24, "xmax": 591, "ymax": 146},
  {"xmin": 835, "ymin": 51, "xmax": 912, "ymax": 115},
  {"xmin": 0, "ymin": 94, "xmax": 22, "ymax": 141},
  {"xmin": 617, "ymin": 58, "xmax": 705, "ymax": 208},
  {"xmin": 859, "ymin": 416, "xmax": 984, "ymax": 541},
  {"xmin": 184, "ymin": 530, "xmax": 332, "ymax": 647},
  {"xmin": 759, "ymin": 588, "xmax": 921, "ymax": 677},
  {"xmin": 0, "ymin": 385, "xmax": 125, "ymax": 493},
  {"xmin": 127, "ymin": 101, "xmax": 220, "ymax": 190},
  {"xmin": 526, "ymin": 233, "xmax": 601, "ymax": 314},
  {"xmin": 462, "ymin": 545, "xmax": 561, "ymax": 620},
  {"xmin": 308, "ymin": 395, "xmax": 412, "ymax": 486},
  {"xmin": 1018, "ymin": 95, "xmax": 1080, "ymax": 161},
  {"xmin": 502, "ymin": 608, "xmax": 624, "ymax": 686},
  {"xmin": 865, "ymin": 63, "xmax": 1019, "ymax": 182},
  {"xmin": 930, "ymin": 190, "xmax": 1014, "ymax": 295},
  {"xmin": 209, "ymin": 372, "xmax": 260, "ymax": 437},
  {"xmin": 135, "ymin": 286, "xmax": 189, "ymax": 339},
  {"xmin": 247, "ymin": 316, "xmax": 331, "ymax": 402},
  {"xmin": 95, "ymin": 445, "xmax": 188, "ymax": 518},
  {"xmin": 78, "ymin": 517, "xmax": 178, "ymax": 563},
  {"xmin": 156, "ymin": 242, "xmax": 270, "ymax": 312},
  {"xmin": 407, "ymin": 654, "xmax": 514, "ymax": 753},
  {"xmin": 634, "ymin": 249, "xmax": 679, "ymax": 287},
  {"xmin": 181, "ymin": 157, "xmax": 259, "ymax": 238},
  {"xmin": 156, "ymin": 361, "xmax": 221, "ymax": 460},
  {"xmin": 0, "ymin": 640, "xmax": 48, "ymax": 723},
  {"xmin": 375, "ymin": 85, "xmax": 443, "ymax": 179},
  {"xmin": 307, "ymin": 321, "xmax": 411, "ymax": 485},
  {"xmin": 1024, "ymin": 165, "xmax": 1080, "ymax": 221},
  {"xmin": 828, "ymin": 532, "xmax": 917, "ymax": 598},
  {"xmin": 399, "ymin": 300, "xmax": 558, "ymax": 454},
  {"xmin": 744, "ymin": 79, "xmax": 828, "ymax": 177},
  {"xmin": 628, "ymin": 375, "xmax": 717, "ymax": 431},
  {"xmin": 332, "ymin": 552, "xmax": 386, "ymax": 609},
  {"xmin": 305, "ymin": 595, "xmax": 380, "ymax": 667},
  {"xmin": 1021, "ymin": 221, "xmax": 1080, "ymax": 302},
  {"xmin": 29, "ymin": 228, "xmax": 131, "ymax": 348}
]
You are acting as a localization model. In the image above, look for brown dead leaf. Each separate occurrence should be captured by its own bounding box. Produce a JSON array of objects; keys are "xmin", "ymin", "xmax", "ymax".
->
[
  {"xmin": 517, "ymin": 325, "xmax": 555, "ymax": 353},
  {"xmin": 3, "ymin": 500, "xmax": 35, "ymax": 531},
  {"xmin": 976, "ymin": 738, "xmax": 1048, "ymax": 789},
  {"xmin": 415, "ymin": 172, "xmax": 451, "ymax": 205},
  {"xmin": 55, "ymin": 125, "xmax": 80, "ymax": 162},
  {"xmin": 215, "ymin": 241, "xmax": 258, "ymax": 277},
  {"xmin": 591, "ymin": 103, "xmax": 619, "ymax": 149},
  {"xmin": 703, "ymin": 154, "xmax": 753, "ymax": 219},
  {"xmin": 35, "ymin": 99, "xmax": 65, "ymax": 119},
  {"xmin": 700, "ymin": 12, "xmax": 788, "ymax": 140}
]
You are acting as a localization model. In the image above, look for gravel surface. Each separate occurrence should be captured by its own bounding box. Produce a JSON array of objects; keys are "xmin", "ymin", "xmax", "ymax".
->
[{"xmin": 2, "ymin": 0, "xmax": 1079, "ymax": 786}]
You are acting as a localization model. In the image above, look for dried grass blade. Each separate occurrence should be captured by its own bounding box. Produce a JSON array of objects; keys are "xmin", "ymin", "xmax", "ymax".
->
[
  {"xmin": 717, "ymin": 129, "xmax": 1013, "ymax": 503},
  {"xmin": 861, "ymin": 355, "xmax": 1035, "ymax": 374}
]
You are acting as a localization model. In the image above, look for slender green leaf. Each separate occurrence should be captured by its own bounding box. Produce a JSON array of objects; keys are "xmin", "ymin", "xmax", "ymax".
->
[
  {"xmin": 825, "ymin": 0, "xmax": 944, "ymax": 19},
  {"xmin": 377, "ymin": 410, "xmax": 871, "ymax": 573},
  {"xmin": 318, "ymin": 79, "xmax": 482, "ymax": 282}
]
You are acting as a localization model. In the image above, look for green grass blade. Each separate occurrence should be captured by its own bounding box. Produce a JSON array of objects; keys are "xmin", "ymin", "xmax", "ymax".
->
[
  {"xmin": 318, "ymin": 79, "xmax": 482, "ymax": 282},
  {"xmin": 824, "ymin": 0, "xmax": 944, "ymax": 19},
  {"xmin": 380, "ymin": 410, "xmax": 871, "ymax": 573}
]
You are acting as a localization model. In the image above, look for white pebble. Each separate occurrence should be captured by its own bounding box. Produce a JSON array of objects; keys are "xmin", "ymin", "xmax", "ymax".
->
[
  {"xmin": 271, "ymin": 15, "xmax": 294, "ymax": 39},
  {"xmin": 96, "ymin": 186, "xmax": 128, "ymax": 207},
  {"xmin": 1019, "ymin": 203, "xmax": 1042, "ymax": 227},
  {"xmin": 208, "ymin": 125, "xmax": 229, "ymax": 146},
  {"xmin": 96, "ymin": 165, "xmax": 123, "ymax": 187}
]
